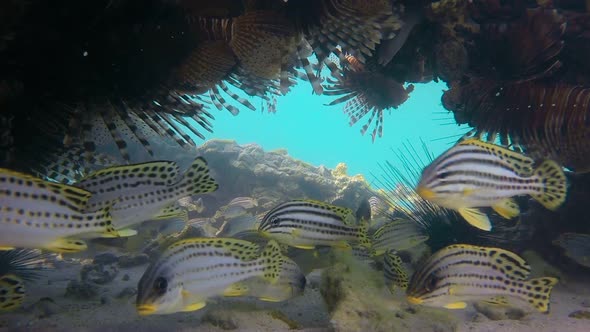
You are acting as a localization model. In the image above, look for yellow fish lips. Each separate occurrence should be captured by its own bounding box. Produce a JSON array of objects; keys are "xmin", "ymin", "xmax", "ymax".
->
[
  {"xmin": 416, "ymin": 186, "xmax": 436, "ymax": 200},
  {"xmin": 136, "ymin": 304, "xmax": 158, "ymax": 316},
  {"xmin": 406, "ymin": 296, "xmax": 423, "ymax": 305}
]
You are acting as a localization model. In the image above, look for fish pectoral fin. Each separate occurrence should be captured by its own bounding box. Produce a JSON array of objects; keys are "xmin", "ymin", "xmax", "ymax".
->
[
  {"xmin": 223, "ymin": 282, "xmax": 249, "ymax": 297},
  {"xmin": 47, "ymin": 238, "xmax": 88, "ymax": 253},
  {"xmin": 492, "ymin": 198, "xmax": 520, "ymax": 219},
  {"xmin": 181, "ymin": 302, "xmax": 207, "ymax": 312},
  {"xmin": 458, "ymin": 208, "xmax": 492, "ymax": 231},
  {"xmin": 462, "ymin": 188, "xmax": 477, "ymax": 197},
  {"xmin": 443, "ymin": 301, "xmax": 467, "ymax": 309},
  {"xmin": 293, "ymin": 244, "xmax": 315, "ymax": 250},
  {"xmin": 114, "ymin": 229, "xmax": 138, "ymax": 237},
  {"xmin": 333, "ymin": 242, "xmax": 353, "ymax": 250},
  {"xmin": 291, "ymin": 229, "xmax": 302, "ymax": 237},
  {"xmin": 0, "ymin": 246, "xmax": 15, "ymax": 251},
  {"xmin": 258, "ymin": 295, "xmax": 285, "ymax": 303}
]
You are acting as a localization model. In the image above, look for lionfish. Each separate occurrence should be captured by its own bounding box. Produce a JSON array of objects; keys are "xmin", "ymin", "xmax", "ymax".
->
[
  {"xmin": 443, "ymin": 8, "xmax": 590, "ymax": 173},
  {"xmin": 323, "ymin": 50, "xmax": 415, "ymax": 141},
  {"xmin": 287, "ymin": 0, "xmax": 403, "ymax": 64},
  {"xmin": 373, "ymin": 140, "xmax": 534, "ymax": 252}
]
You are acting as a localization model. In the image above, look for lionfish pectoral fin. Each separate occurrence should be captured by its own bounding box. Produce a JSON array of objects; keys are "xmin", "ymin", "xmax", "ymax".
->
[
  {"xmin": 492, "ymin": 198, "xmax": 520, "ymax": 219},
  {"xmin": 458, "ymin": 208, "xmax": 492, "ymax": 231},
  {"xmin": 443, "ymin": 302, "xmax": 467, "ymax": 309}
]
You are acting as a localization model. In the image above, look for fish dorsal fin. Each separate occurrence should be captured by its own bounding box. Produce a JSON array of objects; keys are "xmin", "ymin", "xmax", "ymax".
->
[
  {"xmin": 458, "ymin": 208, "xmax": 492, "ymax": 231},
  {"xmin": 174, "ymin": 157, "xmax": 219, "ymax": 195},
  {"xmin": 0, "ymin": 168, "xmax": 92, "ymax": 213},
  {"xmin": 80, "ymin": 161, "xmax": 181, "ymax": 187},
  {"xmin": 447, "ymin": 244, "xmax": 531, "ymax": 280},
  {"xmin": 458, "ymin": 139, "xmax": 534, "ymax": 176},
  {"xmin": 172, "ymin": 238, "xmax": 261, "ymax": 261}
]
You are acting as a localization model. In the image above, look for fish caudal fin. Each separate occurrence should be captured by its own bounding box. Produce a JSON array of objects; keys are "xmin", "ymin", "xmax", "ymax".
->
[
  {"xmin": 531, "ymin": 160, "xmax": 567, "ymax": 210},
  {"xmin": 260, "ymin": 240, "xmax": 283, "ymax": 284},
  {"xmin": 177, "ymin": 157, "xmax": 219, "ymax": 196},
  {"xmin": 0, "ymin": 274, "xmax": 25, "ymax": 311},
  {"xmin": 523, "ymin": 277, "xmax": 558, "ymax": 313},
  {"xmin": 492, "ymin": 198, "xmax": 520, "ymax": 219},
  {"xmin": 458, "ymin": 208, "xmax": 492, "ymax": 231},
  {"xmin": 46, "ymin": 238, "xmax": 88, "ymax": 253},
  {"xmin": 357, "ymin": 222, "xmax": 373, "ymax": 250},
  {"xmin": 384, "ymin": 250, "xmax": 409, "ymax": 291}
]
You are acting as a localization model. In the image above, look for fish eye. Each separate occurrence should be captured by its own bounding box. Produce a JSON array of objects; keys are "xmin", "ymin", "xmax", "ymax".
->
[
  {"xmin": 438, "ymin": 172, "xmax": 449, "ymax": 180},
  {"xmin": 153, "ymin": 277, "xmax": 168, "ymax": 295},
  {"xmin": 425, "ymin": 275, "xmax": 438, "ymax": 292},
  {"xmin": 270, "ymin": 216, "xmax": 280, "ymax": 226}
]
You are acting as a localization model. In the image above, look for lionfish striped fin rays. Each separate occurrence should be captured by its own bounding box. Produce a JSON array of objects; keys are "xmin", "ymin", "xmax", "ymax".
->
[
  {"xmin": 445, "ymin": 78, "xmax": 590, "ymax": 173},
  {"xmin": 288, "ymin": 0, "xmax": 403, "ymax": 64},
  {"xmin": 323, "ymin": 49, "xmax": 414, "ymax": 141}
]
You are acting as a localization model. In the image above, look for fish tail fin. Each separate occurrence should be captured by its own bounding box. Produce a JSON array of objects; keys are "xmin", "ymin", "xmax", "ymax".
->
[
  {"xmin": 0, "ymin": 274, "xmax": 25, "ymax": 311},
  {"xmin": 357, "ymin": 222, "xmax": 373, "ymax": 250},
  {"xmin": 523, "ymin": 277, "xmax": 558, "ymax": 313},
  {"xmin": 177, "ymin": 157, "xmax": 219, "ymax": 196},
  {"xmin": 384, "ymin": 250, "xmax": 409, "ymax": 291},
  {"xmin": 260, "ymin": 240, "xmax": 283, "ymax": 284},
  {"xmin": 531, "ymin": 160, "xmax": 567, "ymax": 210}
]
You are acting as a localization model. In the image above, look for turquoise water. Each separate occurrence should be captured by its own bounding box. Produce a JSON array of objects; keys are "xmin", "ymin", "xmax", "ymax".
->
[{"xmin": 197, "ymin": 80, "xmax": 470, "ymax": 185}]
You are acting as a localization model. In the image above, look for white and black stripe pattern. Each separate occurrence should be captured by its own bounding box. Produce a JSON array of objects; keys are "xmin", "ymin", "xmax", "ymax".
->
[
  {"xmin": 418, "ymin": 140, "xmax": 545, "ymax": 206},
  {"xmin": 406, "ymin": 244, "xmax": 557, "ymax": 312},
  {"xmin": 136, "ymin": 238, "xmax": 283, "ymax": 315},
  {"xmin": 259, "ymin": 199, "xmax": 366, "ymax": 248}
]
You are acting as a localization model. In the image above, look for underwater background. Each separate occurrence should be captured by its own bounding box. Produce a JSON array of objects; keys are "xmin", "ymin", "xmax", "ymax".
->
[
  {"xmin": 201, "ymin": 81, "xmax": 469, "ymax": 182},
  {"xmin": 2, "ymin": 1, "xmax": 590, "ymax": 331}
]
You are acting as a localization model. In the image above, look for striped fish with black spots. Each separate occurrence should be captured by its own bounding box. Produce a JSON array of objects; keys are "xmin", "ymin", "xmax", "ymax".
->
[
  {"xmin": 258, "ymin": 199, "xmax": 371, "ymax": 250},
  {"xmin": 406, "ymin": 244, "xmax": 558, "ymax": 313},
  {"xmin": 371, "ymin": 218, "xmax": 429, "ymax": 256},
  {"xmin": 76, "ymin": 157, "xmax": 218, "ymax": 234},
  {"xmin": 416, "ymin": 138, "xmax": 567, "ymax": 231},
  {"xmin": 0, "ymin": 168, "xmax": 119, "ymax": 252},
  {"xmin": 136, "ymin": 238, "xmax": 284, "ymax": 315}
]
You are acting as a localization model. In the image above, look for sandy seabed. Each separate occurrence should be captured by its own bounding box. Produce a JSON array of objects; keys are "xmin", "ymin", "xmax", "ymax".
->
[{"xmin": 0, "ymin": 255, "xmax": 589, "ymax": 332}]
